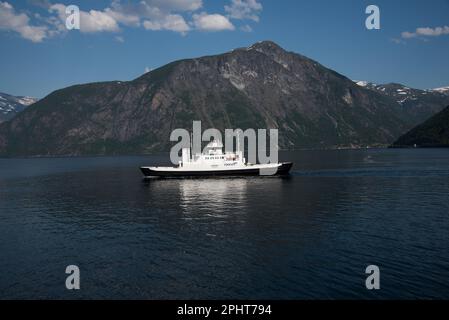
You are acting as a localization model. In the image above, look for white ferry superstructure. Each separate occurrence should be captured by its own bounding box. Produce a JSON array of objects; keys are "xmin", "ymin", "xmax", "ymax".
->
[{"xmin": 140, "ymin": 140, "xmax": 292, "ymax": 178}]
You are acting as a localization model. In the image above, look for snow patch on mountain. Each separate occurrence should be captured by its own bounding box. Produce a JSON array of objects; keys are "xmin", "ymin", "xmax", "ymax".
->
[
  {"xmin": 354, "ymin": 80, "xmax": 370, "ymax": 87},
  {"xmin": 0, "ymin": 92, "xmax": 38, "ymax": 122},
  {"xmin": 353, "ymin": 81, "xmax": 449, "ymax": 106},
  {"xmin": 432, "ymin": 86, "xmax": 449, "ymax": 94}
]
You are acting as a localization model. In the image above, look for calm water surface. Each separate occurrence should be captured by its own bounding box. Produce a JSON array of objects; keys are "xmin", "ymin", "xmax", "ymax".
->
[{"xmin": 0, "ymin": 149, "xmax": 448, "ymax": 299}]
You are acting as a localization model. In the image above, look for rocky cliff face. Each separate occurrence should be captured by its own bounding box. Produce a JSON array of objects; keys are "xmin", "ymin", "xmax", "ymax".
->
[{"xmin": 0, "ymin": 41, "xmax": 445, "ymax": 156}]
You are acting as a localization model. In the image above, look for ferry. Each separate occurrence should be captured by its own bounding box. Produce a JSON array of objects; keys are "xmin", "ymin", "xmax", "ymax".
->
[{"xmin": 140, "ymin": 140, "xmax": 293, "ymax": 178}]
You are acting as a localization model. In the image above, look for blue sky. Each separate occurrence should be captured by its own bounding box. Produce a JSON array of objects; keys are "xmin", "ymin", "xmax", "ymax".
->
[{"xmin": 1, "ymin": 0, "xmax": 449, "ymax": 98}]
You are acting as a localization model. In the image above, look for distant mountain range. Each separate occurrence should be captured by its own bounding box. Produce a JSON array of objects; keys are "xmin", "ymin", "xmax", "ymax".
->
[
  {"xmin": 392, "ymin": 105, "xmax": 449, "ymax": 147},
  {"xmin": 0, "ymin": 41, "xmax": 448, "ymax": 156},
  {"xmin": 0, "ymin": 92, "xmax": 38, "ymax": 123},
  {"xmin": 431, "ymin": 86, "xmax": 449, "ymax": 95},
  {"xmin": 354, "ymin": 81, "xmax": 449, "ymax": 125}
]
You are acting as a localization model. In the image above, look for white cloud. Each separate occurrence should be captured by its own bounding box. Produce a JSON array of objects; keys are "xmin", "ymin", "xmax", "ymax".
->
[
  {"xmin": 240, "ymin": 24, "xmax": 252, "ymax": 32},
  {"xmin": 108, "ymin": 0, "xmax": 192, "ymax": 34},
  {"xmin": 144, "ymin": 66, "xmax": 152, "ymax": 73},
  {"xmin": 193, "ymin": 12, "xmax": 235, "ymax": 31},
  {"xmin": 105, "ymin": 7, "xmax": 140, "ymax": 27},
  {"xmin": 79, "ymin": 10, "xmax": 120, "ymax": 33},
  {"xmin": 28, "ymin": 0, "xmax": 52, "ymax": 9},
  {"xmin": 391, "ymin": 38, "xmax": 405, "ymax": 45},
  {"xmin": 49, "ymin": 1, "xmax": 193, "ymax": 35},
  {"xmin": 416, "ymin": 26, "xmax": 449, "ymax": 36},
  {"xmin": 225, "ymin": 0, "xmax": 262, "ymax": 22},
  {"xmin": 142, "ymin": 0, "xmax": 203, "ymax": 11},
  {"xmin": 143, "ymin": 14, "xmax": 190, "ymax": 33},
  {"xmin": 115, "ymin": 35, "xmax": 124, "ymax": 43},
  {"xmin": 401, "ymin": 31, "xmax": 416, "ymax": 39},
  {"xmin": 401, "ymin": 26, "xmax": 449, "ymax": 39},
  {"xmin": 49, "ymin": 4, "xmax": 120, "ymax": 33},
  {"xmin": 0, "ymin": 1, "xmax": 48, "ymax": 42},
  {"xmin": 0, "ymin": 0, "xmax": 242, "ymax": 43}
]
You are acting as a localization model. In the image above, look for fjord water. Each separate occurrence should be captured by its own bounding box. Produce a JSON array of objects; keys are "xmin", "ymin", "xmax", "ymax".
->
[{"xmin": 1, "ymin": 149, "xmax": 448, "ymax": 299}]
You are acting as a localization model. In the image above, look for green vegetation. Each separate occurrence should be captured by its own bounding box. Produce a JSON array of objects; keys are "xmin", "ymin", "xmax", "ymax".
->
[{"xmin": 393, "ymin": 106, "xmax": 449, "ymax": 147}]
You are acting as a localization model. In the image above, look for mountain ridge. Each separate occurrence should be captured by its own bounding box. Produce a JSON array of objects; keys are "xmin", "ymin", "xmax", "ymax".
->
[
  {"xmin": 353, "ymin": 81, "xmax": 449, "ymax": 124},
  {"xmin": 392, "ymin": 105, "xmax": 449, "ymax": 147},
  {"xmin": 0, "ymin": 41, "xmax": 448, "ymax": 156}
]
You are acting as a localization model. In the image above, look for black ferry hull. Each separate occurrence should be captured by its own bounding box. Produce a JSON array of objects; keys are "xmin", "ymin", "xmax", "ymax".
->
[{"xmin": 140, "ymin": 162, "xmax": 293, "ymax": 178}]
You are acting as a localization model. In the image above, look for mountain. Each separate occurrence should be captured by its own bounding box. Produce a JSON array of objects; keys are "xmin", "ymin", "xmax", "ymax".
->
[
  {"xmin": 0, "ymin": 41, "xmax": 446, "ymax": 156},
  {"xmin": 0, "ymin": 92, "xmax": 38, "ymax": 123},
  {"xmin": 354, "ymin": 81, "xmax": 449, "ymax": 124},
  {"xmin": 392, "ymin": 105, "xmax": 449, "ymax": 147},
  {"xmin": 431, "ymin": 86, "xmax": 449, "ymax": 95}
]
